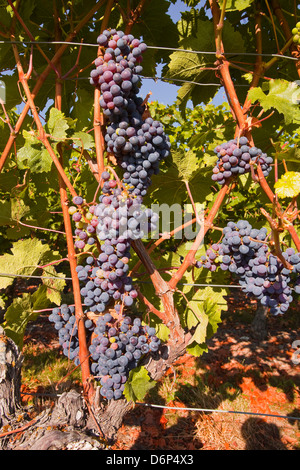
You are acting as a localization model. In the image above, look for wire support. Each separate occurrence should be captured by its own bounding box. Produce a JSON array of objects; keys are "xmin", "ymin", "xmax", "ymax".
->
[
  {"xmin": 0, "ymin": 40, "xmax": 298, "ymax": 62},
  {"xmin": 17, "ymin": 389, "xmax": 300, "ymax": 422},
  {"xmin": 0, "ymin": 271, "xmax": 242, "ymax": 288},
  {"xmin": 136, "ymin": 402, "xmax": 300, "ymax": 421}
]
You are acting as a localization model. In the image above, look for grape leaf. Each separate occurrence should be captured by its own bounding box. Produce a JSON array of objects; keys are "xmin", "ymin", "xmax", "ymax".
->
[
  {"xmin": 41, "ymin": 265, "xmax": 66, "ymax": 306},
  {"xmin": 47, "ymin": 107, "xmax": 70, "ymax": 141},
  {"xmin": 164, "ymin": 19, "xmax": 245, "ymax": 111},
  {"xmin": 172, "ymin": 149, "xmax": 200, "ymax": 181},
  {"xmin": 0, "ymin": 200, "xmax": 12, "ymax": 226},
  {"xmin": 218, "ymin": 0, "xmax": 255, "ymax": 11},
  {"xmin": 3, "ymin": 285, "xmax": 50, "ymax": 347},
  {"xmin": 123, "ymin": 366, "xmax": 156, "ymax": 403},
  {"xmin": 274, "ymin": 171, "xmax": 300, "ymax": 198},
  {"xmin": 248, "ymin": 80, "xmax": 300, "ymax": 124},
  {"xmin": 177, "ymin": 280, "xmax": 226, "ymax": 356},
  {"xmin": 0, "ymin": 238, "xmax": 52, "ymax": 290},
  {"xmin": 72, "ymin": 131, "xmax": 95, "ymax": 150},
  {"xmin": 17, "ymin": 130, "xmax": 53, "ymax": 173}
]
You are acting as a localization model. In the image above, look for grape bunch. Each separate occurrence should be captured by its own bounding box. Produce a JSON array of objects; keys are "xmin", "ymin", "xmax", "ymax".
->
[
  {"xmin": 105, "ymin": 116, "xmax": 171, "ymax": 197},
  {"xmin": 292, "ymin": 22, "xmax": 300, "ymax": 45},
  {"xmin": 49, "ymin": 305, "xmax": 80, "ymax": 365},
  {"xmin": 212, "ymin": 136, "xmax": 273, "ymax": 186},
  {"xmin": 90, "ymin": 29, "xmax": 146, "ymax": 117},
  {"xmin": 89, "ymin": 28, "xmax": 171, "ymax": 197},
  {"xmin": 89, "ymin": 313, "xmax": 161, "ymax": 400},
  {"xmin": 73, "ymin": 171, "xmax": 158, "ymax": 313},
  {"xmin": 48, "ymin": 28, "xmax": 170, "ymax": 401},
  {"xmin": 49, "ymin": 305, "xmax": 161, "ymax": 400},
  {"xmin": 197, "ymin": 220, "xmax": 300, "ymax": 315}
]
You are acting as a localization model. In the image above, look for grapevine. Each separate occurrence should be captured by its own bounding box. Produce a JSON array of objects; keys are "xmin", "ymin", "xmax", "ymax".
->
[
  {"xmin": 48, "ymin": 29, "xmax": 168, "ymax": 400},
  {"xmin": 1, "ymin": 1, "xmax": 300, "ymax": 444}
]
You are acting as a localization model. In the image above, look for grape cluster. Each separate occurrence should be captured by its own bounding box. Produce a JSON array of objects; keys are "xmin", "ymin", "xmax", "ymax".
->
[
  {"xmin": 197, "ymin": 220, "xmax": 300, "ymax": 315},
  {"xmin": 48, "ymin": 29, "xmax": 170, "ymax": 401},
  {"xmin": 292, "ymin": 22, "xmax": 300, "ymax": 45},
  {"xmin": 49, "ymin": 305, "xmax": 80, "ymax": 365},
  {"xmin": 89, "ymin": 313, "xmax": 160, "ymax": 400},
  {"xmin": 105, "ymin": 117, "xmax": 170, "ymax": 197},
  {"xmin": 49, "ymin": 305, "xmax": 161, "ymax": 400},
  {"xmin": 90, "ymin": 28, "xmax": 146, "ymax": 117},
  {"xmin": 74, "ymin": 172, "xmax": 158, "ymax": 312},
  {"xmin": 89, "ymin": 28, "xmax": 171, "ymax": 196},
  {"xmin": 212, "ymin": 136, "xmax": 273, "ymax": 186}
]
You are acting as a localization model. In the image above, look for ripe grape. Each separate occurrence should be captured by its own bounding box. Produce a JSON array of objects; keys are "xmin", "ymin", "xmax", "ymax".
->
[
  {"xmin": 212, "ymin": 137, "xmax": 273, "ymax": 186},
  {"xmin": 89, "ymin": 28, "xmax": 171, "ymax": 197},
  {"xmin": 196, "ymin": 220, "xmax": 299, "ymax": 315}
]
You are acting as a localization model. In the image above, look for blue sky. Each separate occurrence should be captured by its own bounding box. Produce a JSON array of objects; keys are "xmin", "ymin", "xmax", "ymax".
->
[{"xmin": 139, "ymin": 0, "xmax": 225, "ymax": 108}]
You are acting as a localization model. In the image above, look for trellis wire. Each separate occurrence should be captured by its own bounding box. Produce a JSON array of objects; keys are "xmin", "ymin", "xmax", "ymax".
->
[
  {"xmin": 17, "ymin": 390, "xmax": 300, "ymax": 422},
  {"xmin": 0, "ymin": 271, "xmax": 299, "ymax": 293},
  {"xmin": 0, "ymin": 40, "xmax": 298, "ymax": 62},
  {"xmin": 0, "ymin": 271, "xmax": 243, "ymax": 289},
  {"xmin": 136, "ymin": 402, "xmax": 300, "ymax": 421},
  {"xmin": 61, "ymin": 74, "xmax": 250, "ymax": 87}
]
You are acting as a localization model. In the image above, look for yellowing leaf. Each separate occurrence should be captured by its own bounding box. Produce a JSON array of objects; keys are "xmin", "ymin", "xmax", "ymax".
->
[{"xmin": 274, "ymin": 171, "xmax": 300, "ymax": 198}]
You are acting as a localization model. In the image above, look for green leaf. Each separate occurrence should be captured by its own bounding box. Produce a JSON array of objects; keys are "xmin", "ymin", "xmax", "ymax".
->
[
  {"xmin": 179, "ymin": 282, "xmax": 226, "ymax": 356},
  {"xmin": 123, "ymin": 366, "xmax": 156, "ymax": 403},
  {"xmin": 271, "ymin": 140, "xmax": 300, "ymax": 163},
  {"xmin": 165, "ymin": 19, "xmax": 244, "ymax": 111},
  {"xmin": 0, "ymin": 172, "xmax": 18, "ymax": 193},
  {"xmin": 3, "ymin": 284, "xmax": 49, "ymax": 347},
  {"xmin": 248, "ymin": 80, "xmax": 300, "ymax": 124},
  {"xmin": 218, "ymin": 0, "xmax": 255, "ymax": 11},
  {"xmin": 72, "ymin": 131, "xmax": 95, "ymax": 150},
  {"xmin": 274, "ymin": 171, "xmax": 300, "ymax": 198},
  {"xmin": 17, "ymin": 130, "xmax": 53, "ymax": 173},
  {"xmin": 0, "ymin": 200, "xmax": 12, "ymax": 226},
  {"xmin": 188, "ymin": 313, "xmax": 209, "ymax": 345},
  {"xmin": 47, "ymin": 107, "xmax": 70, "ymax": 141},
  {"xmin": 0, "ymin": 238, "xmax": 52, "ymax": 290},
  {"xmin": 172, "ymin": 149, "xmax": 199, "ymax": 181},
  {"xmin": 41, "ymin": 265, "xmax": 66, "ymax": 306}
]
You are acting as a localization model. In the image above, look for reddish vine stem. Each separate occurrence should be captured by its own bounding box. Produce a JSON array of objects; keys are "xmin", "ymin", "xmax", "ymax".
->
[
  {"xmin": 125, "ymin": 0, "xmax": 147, "ymax": 34},
  {"xmin": 11, "ymin": 40, "xmax": 78, "ymax": 199},
  {"xmin": 209, "ymin": 1, "xmax": 245, "ymax": 130},
  {"xmin": 131, "ymin": 239, "xmax": 184, "ymax": 343},
  {"xmin": 168, "ymin": 181, "xmax": 230, "ymax": 290},
  {"xmin": 0, "ymin": 0, "xmax": 106, "ymax": 174}
]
